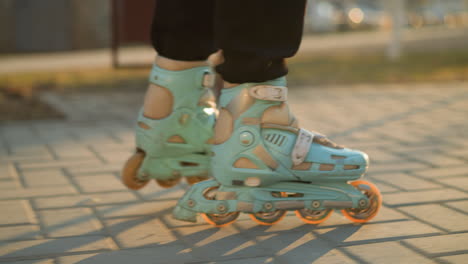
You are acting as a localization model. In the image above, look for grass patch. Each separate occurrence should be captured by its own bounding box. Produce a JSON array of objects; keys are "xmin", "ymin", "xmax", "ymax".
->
[
  {"xmin": 1, "ymin": 49, "xmax": 467, "ymax": 121},
  {"xmin": 287, "ymin": 49, "xmax": 468, "ymax": 86},
  {"xmin": 1, "ymin": 50, "xmax": 467, "ymax": 97},
  {"xmin": 0, "ymin": 67, "xmax": 150, "ymax": 97},
  {"xmin": 0, "ymin": 67, "xmax": 149, "ymax": 121}
]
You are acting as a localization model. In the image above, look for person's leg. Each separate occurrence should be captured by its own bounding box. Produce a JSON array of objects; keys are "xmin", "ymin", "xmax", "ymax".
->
[
  {"xmin": 122, "ymin": 0, "xmax": 218, "ymax": 189},
  {"xmin": 214, "ymin": 0, "xmax": 306, "ymax": 84},
  {"xmin": 173, "ymin": 0, "xmax": 381, "ymax": 226},
  {"xmin": 145, "ymin": 0, "xmax": 216, "ymax": 119},
  {"xmin": 151, "ymin": 0, "xmax": 216, "ymax": 62}
]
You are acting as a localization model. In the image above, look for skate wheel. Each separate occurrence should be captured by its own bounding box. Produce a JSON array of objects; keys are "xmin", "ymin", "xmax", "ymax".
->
[
  {"xmin": 155, "ymin": 177, "xmax": 181, "ymax": 188},
  {"xmin": 121, "ymin": 151, "xmax": 149, "ymax": 190},
  {"xmin": 250, "ymin": 210, "xmax": 287, "ymax": 226},
  {"xmin": 186, "ymin": 175, "xmax": 209, "ymax": 185},
  {"xmin": 295, "ymin": 209, "xmax": 333, "ymax": 224},
  {"xmin": 202, "ymin": 212, "xmax": 240, "ymax": 227},
  {"xmin": 341, "ymin": 180, "xmax": 382, "ymax": 223}
]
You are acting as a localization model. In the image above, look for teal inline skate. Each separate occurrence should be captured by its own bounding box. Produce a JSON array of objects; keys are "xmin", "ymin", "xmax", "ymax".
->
[
  {"xmin": 121, "ymin": 64, "xmax": 216, "ymax": 189},
  {"xmin": 173, "ymin": 77, "xmax": 382, "ymax": 226}
]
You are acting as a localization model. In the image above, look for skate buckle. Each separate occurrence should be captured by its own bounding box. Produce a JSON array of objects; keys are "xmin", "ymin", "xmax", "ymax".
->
[
  {"xmin": 291, "ymin": 129, "xmax": 314, "ymax": 166},
  {"xmin": 249, "ymin": 85, "xmax": 287, "ymax": 101}
]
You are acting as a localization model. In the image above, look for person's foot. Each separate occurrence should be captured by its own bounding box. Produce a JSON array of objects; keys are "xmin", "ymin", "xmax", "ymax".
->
[
  {"xmin": 121, "ymin": 58, "xmax": 217, "ymax": 189},
  {"xmin": 172, "ymin": 77, "xmax": 381, "ymax": 226}
]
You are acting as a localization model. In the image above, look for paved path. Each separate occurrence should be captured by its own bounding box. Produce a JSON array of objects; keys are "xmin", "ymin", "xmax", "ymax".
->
[{"xmin": 1, "ymin": 82, "xmax": 468, "ymax": 263}]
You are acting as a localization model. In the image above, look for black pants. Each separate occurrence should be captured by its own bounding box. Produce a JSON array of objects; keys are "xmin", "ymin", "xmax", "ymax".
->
[{"xmin": 151, "ymin": 0, "xmax": 306, "ymax": 83}]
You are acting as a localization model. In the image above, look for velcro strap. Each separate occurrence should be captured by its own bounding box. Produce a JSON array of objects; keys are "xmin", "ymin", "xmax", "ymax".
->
[
  {"xmin": 202, "ymin": 72, "xmax": 215, "ymax": 88},
  {"xmin": 291, "ymin": 129, "xmax": 314, "ymax": 166},
  {"xmin": 249, "ymin": 85, "xmax": 287, "ymax": 101}
]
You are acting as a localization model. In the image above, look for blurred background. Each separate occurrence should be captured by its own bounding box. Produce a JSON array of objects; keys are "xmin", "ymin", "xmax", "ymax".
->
[{"xmin": 0, "ymin": 0, "xmax": 467, "ymax": 120}]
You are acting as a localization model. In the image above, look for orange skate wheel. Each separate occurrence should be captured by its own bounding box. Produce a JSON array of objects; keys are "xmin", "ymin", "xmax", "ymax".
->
[
  {"xmin": 295, "ymin": 208, "xmax": 333, "ymax": 224},
  {"xmin": 341, "ymin": 180, "xmax": 382, "ymax": 223},
  {"xmin": 121, "ymin": 151, "xmax": 149, "ymax": 190},
  {"xmin": 249, "ymin": 210, "xmax": 287, "ymax": 226},
  {"xmin": 202, "ymin": 212, "xmax": 240, "ymax": 227}
]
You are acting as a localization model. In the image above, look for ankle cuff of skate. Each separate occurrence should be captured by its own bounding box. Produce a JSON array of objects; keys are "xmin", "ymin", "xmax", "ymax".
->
[{"xmin": 148, "ymin": 64, "xmax": 214, "ymax": 90}]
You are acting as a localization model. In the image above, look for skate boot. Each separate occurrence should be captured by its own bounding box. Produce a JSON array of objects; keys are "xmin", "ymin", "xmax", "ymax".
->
[
  {"xmin": 121, "ymin": 64, "xmax": 216, "ymax": 189},
  {"xmin": 173, "ymin": 77, "xmax": 382, "ymax": 226}
]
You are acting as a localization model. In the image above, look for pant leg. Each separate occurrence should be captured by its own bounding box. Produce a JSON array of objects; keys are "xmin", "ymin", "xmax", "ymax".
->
[
  {"xmin": 151, "ymin": 0, "xmax": 216, "ymax": 61},
  {"xmin": 214, "ymin": 0, "xmax": 307, "ymax": 83}
]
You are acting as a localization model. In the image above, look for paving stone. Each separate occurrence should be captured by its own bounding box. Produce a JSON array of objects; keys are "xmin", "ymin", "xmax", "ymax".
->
[
  {"xmin": 162, "ymin": 212, "xmax": 211, "ymax": 229},
  {"xmin": 320, "ymin": 221, "xmax": 440, "ymax": 243},
  {"xmin": 175, "ymin": 224, "xmax": 267, "ymax": 261},
  {"xmin": 445, "ymin": 200, "xmax": 468, "ymax": 214},
  {"xmin": 359, "ymin": 147, "xmax": 403, "ymax": 164},
  {"xmin": 404, "ymin": 233, "xmax": 468, "ymax": 256},
  {"xmin": 73, "ymin": 173, "xmax": 127, "ymax": 193},
  {"xmin": 438, "ymin": 254, "xmax": 468, "ymax": 264},
  {"xmin": 95, "ymin": 200, "xmax": 176, "ymax": 218},
  {"xmin": 137, "ymin": 183, "xmax": 187, "ymax": 201},
  {"xmin": 413, "ymin": 166, "xmax": 468, "ymax": 179},
  {"xmin": 48, "ymin": 144, "xmax": 96, "ymax": 159},
  {"xmin": 56, "ymin": 253, "xmax": 99, "ymax": 264},
  {"xmin": 344, "ymin": 241, "xmax": 435, "ymax": 264},
  {"xmin": 34, "ymin": 192, "xmax": 138, "ymax": 209},
  {"xmin": 22, "ymin": 169, "xmax": 70, "ymax": 187},
  {"xmin": 368, "ymin": 162, "xmax": 429, "ymax": 174},
  {"xmin": 96, "ymin": 149, "xmax": 132, "ymax": 164},
  {"xmin": 0, "ymin": 225, "xmax": 42, "ymax": 241},
  {"xmin": 2, "ymin": 82, "xmax": 468, "ymax": 263},
  {"xmin": 234, "ymin": 214, "xmax": 318, "ymax": 235},
  {"xmin": 0, "ymin": 180, "xmax": 21, "ymax": 190},
  {"xmin": 56, "ymin": 244, "xmax": 194, "ymax": 264},
  {"xmin": 0, "ymin": 163, "xmax": 15, "ymax": 180},
  {"xmin": 0, "ymin": 186, "xmax": 78, "ymax": 200},
  {"xmin": 384, "ymin": 189, "xmax": 467, "ymax": 206},
  {"xmin": 0, "ymin": 236, "xmax": 116, "ymax": 259},
  {"xmin": 205, "ymin": 257, "xmax": 278, "ymax": 264},
  {"xmin": 8, "ymin": 259, "xmax": 54, "ymax": 264},
  {"xmin": 0, "ymin": 154, "xmax": 54, "ymax": 162},
  {"xmin": 371, "ymin": 172, "xmax": 440, "ymax": 191},
  {"xmin": 8, "ymin": 145, "xmax": 50, "ymax": 157},
  {"xmin": 410, "ymin": 153, "xmax": 466, "ymax": 167},
  {"xmin": 256, "ymin": 232, "xmax": 335, "ymax": 264},
  {"xmin": 19, "ymin": 159, "xmax": 103, "ymax": 171},
  {"xmin": 0, "ymin": 200, "xmax": 37, "ymax": 225},
  {"xmin": 90, "ymin": 142, "xmax": 133, "ymax": 153},
  {"xmin": 436, "ymin": 176, "xmax": 468, "ymax": 191},
  {"xmin": 39, "ymin": 208, "xmax": 104, "ymax": 237},
  {"xmin": 105, "ymin": 217, "xmax": 177, "ymax": 248},
  {"xmin": 399, "ymin": 204, "xmax": 468, "ymax": 232},
  {"xmin": 365, "ymin": 180, "xmax": 400, "ymax": 193},
  {"xmin": 311, "ymin": 249, "xmax": 356, "ymax": 264},
  {"xmin": 65, "ymin": 163, "xmax": 122, "ymax": 175}
]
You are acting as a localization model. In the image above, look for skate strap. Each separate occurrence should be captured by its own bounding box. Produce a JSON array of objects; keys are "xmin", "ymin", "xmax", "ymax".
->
[
  {"xmin": 249, "ymin": 85, "xmax": 287, "ymax": 101},
  {"xmin": 202, "ymin": 71, "xmax": 215, "ymax": 88},
  {"xmin": 291, "ymin": 128, "xmax": 314, "ymax": 166}
]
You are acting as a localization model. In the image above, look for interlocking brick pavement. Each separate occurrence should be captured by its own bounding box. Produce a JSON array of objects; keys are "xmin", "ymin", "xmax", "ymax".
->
[{"xmin": 1, "ymin": 82, "xmax": 468, "ymax": 263}]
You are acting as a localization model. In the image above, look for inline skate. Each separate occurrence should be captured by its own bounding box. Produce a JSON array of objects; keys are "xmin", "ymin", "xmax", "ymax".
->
[
  {"xmin": 173, "ymin": 77, "xmax": 382, "ymax": 226},
  {"xmin": 121, "ymin": 64, "xmax": 216, "ymax": 189}
]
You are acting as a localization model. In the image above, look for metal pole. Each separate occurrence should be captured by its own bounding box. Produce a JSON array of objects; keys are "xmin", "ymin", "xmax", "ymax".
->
[
  {"xmin": 111, "ymin": 0, "xmax": 120, "ymax": 68},
  {"xmin": 387, "ymin": 0, "xmax": 405, "ymax": 60}
]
